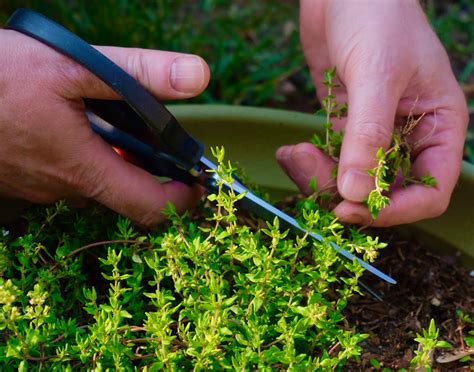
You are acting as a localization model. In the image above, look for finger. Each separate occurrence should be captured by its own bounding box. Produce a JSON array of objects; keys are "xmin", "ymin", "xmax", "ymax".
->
[
  {"xmin": 75, "ymin": 132, "xmax": 203, "ymax": 226},
  {"xmin": 337, "ymin": 72, "xmax": 406, "ymax": 203},
  {"xmin": 59, "ymin": 46, "xmax": 210, "ymax": 100},
  {"xmin": 334, "ymin": 184, "xmax": 444, "ymax": 227},
  {"xmin": 276, "ymin": 143, "xmax": 336, "ymax": 195},
  {"xmin": 334, "ymin": 140, "xmax": 462, "ymax": 227}
]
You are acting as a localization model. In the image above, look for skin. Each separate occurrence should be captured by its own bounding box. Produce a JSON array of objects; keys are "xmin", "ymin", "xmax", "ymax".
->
[
  {"xmin": 277, "ymin": 0, "xmax": 468, "ymax": 226},
  {"xmin": 0, "ymin": 29, "xmax": 210, "ymax": 226}
]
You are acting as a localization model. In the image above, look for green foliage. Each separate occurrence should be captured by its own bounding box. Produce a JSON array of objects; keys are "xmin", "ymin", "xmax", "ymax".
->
[
  {"xmin": 422, "ymin": 0, "xmax": 474, "ymax": 163},
  {"xmin": 366, "ymin": 191, "xmax": 391, "ymax": 221},
  {"xmin": 312, "ymin": 67, "xmax": 346, "ymax": 159},
  {"xmin": 410, "ymin": 319, "xmax": 452, "ymax": 371},
  {"xmin": 456, "ymin": 310, "xmax": 474, "ymax": 364},
  {"xmin": 0, "ymin": 0, "xmax": 307, "ymax": 106},
  {"xmin": 426, "ymin": 0, "xmax": 474, "ymax": 85},
  {"xmin": 0, "ymin": 147, "xmax": 388, "ymax": 369},
  {"xmin": 425, "ymin": 0, "xmax": 473, "ymax": 167},
  {"xmin": 420, "ymin": 174, "xmax": 438, "ymax": 187},
  {"xmin": 365, "ymin": 148, "xmax": 392, "ymax": 219}
]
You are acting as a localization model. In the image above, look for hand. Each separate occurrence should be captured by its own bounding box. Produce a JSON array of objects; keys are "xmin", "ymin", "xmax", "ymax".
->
[
  {"xmin": 0, "ymin": 29, "xmax": 210, "ymax": 226},
  {"xmin": 277, "ymin": 0, "xmax": 468, "ymax": 226}
]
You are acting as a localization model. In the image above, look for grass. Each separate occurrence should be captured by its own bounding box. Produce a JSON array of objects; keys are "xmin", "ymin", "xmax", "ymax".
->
[
  {"xmin": 0, "ymin": 0, "xmax": 472, "ymax": 158},
  {"xmin": 425, "ymin": 0, "xmax": 474, "ymax": 162},
  {"xmin": 426, "ymin": 0, "xmax": 474, "ymax": 85},
  {"xmin": 0, "ymin": 0, "xmax": 307, "ymax": 106}
]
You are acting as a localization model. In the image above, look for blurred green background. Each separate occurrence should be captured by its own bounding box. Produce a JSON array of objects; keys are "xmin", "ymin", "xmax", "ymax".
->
[{"xmin": 1, "ymin": 0, "xmax": 473, "ymax": 158}]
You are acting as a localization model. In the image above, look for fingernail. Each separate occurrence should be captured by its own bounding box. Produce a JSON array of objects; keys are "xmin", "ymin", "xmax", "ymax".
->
[
  {"xmin": 289, "ymin": 151, "xmax": 317, "ymax": 179},
  {"xmin": 276, "ymin": 146, "xmax": 290, "ymax": 160},
  {"xmin": 340, "ymin": 169, "xmax": 374, "ymax": 202},
  {"xmin": 170, "ymin": 56, "xmax": 205, "ymax": 93}
]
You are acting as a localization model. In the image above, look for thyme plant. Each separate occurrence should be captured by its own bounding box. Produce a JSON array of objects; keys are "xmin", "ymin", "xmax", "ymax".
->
[
  {"xmin": 311, "ymin": 67, "xmax": 346, "ymax": 159},
  {"xmin": 410, "ymin": 319, "xmax": 452, "ymax": 371},
  {"xmin": 0, "ymin": 147, "xmax": 387, "ymax": 370}
]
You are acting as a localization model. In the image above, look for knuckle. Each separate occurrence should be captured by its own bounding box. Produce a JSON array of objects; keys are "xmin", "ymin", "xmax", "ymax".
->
[
  {"xmin": 459, "ymin": 99, "xmax": 469, "ymax": 129},
  {"xmin": 137, "ymin": 206, "xmax": 163, "ymax": 228},
  {"xmin": 350, "ymin": 48, "xmax": 406, "ymax": 84},
  {"xmin": 126, "ymin": 51, "xmax": 151, "ymax": 89},
  {"xmin": 292, "ymin": 142, "xmax": 317, "ymax": 154},
  {"xmin": 350, "ymin": 121, "xmax": 392, "ymax": 149},
  {"xmin": 64, "ymin": 159, "xmax": 107, "ymax": 201},
  {"xmin": 447, "ymin": 84, "xmax": 469, "ymax": 131},
  {"xmin": 54, "ymin": 56, "xmax": 88, "ymax": 92}
]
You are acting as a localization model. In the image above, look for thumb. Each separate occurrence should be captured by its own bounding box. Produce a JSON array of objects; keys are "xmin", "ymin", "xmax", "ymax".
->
[
  {"xmin": 337, "ymin": 73, "xmax": 402, "ymax": 202},
  {"xmin": 58, "ymin": 46, "xmax": 210, "ymax": 100},
  {"xmin": 276, "ymin": 143, "xmax": 336, "ymax": 195},
  {"xmin": 76, "ymin": 129, "xmax": 203, "ymax": 227}
]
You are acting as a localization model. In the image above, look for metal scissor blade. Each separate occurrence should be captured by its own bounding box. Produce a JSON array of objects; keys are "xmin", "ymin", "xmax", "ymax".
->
[{"xmin": 199, "ymin": 156, "xmax": 396, "ymax": 285}]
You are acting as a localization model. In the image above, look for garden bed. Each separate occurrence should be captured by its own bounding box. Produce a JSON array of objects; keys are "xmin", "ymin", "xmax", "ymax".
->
[
  {"xmin": 1, "ymin": 105, "xmax": 473, "ymax": 370},
  {"xmin": 1, "ymin": 196, "xmax": 473, "ymax": 370},
  {"xmin": 0, "ymin": 1, "xmax": 474, "ymax": 371}
]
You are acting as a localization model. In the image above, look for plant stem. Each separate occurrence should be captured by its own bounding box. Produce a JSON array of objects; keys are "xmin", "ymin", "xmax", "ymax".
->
[{"xmin": 50, "ymin": 239, "xmax": 150, "ymax": 270}]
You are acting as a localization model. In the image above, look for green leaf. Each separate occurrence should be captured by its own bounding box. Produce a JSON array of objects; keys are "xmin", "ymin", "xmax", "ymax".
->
[
  {"xmin": 219, "ymin": 327, "xmax": 233, "ymax": 336},
  {"xmin": 120, "ymin": 310, "xmax": 133, "ymax": 318},
  {"xmin": 370, "ymin": 358, "xmax": 381, "ymax": 368},
  {"xmin": 56, "ymin": 245, "xmax": 70, "ymax": 258},
  {"xmin": 465, "ymin": 336, "xmax": 474, "ymax": 347},
  {"xmin": 131, "ymin": 253, "xmax": 143, "ymax": 264},
  {"xmin": 420, "ymin": 174, "xmax": 438, "ymax": 187},
  {"xmin": 207, "ymin": 194, "xmax": 217, "ymax": 202},
  {"xmin": 376, "ymin": 147, "xmax": 386, "ymax": 160},
  {"xmin": 435, "ymin": 340, "xmax": 452, "ymax": 348},
  {"xmin": 309, "ymin": 176, "xmax": 318, "ymax": 193},
  {"xmin": 235, "ymin": 333, "xmax": 249, "ymax": 346},
  {"xmin": 6, "ymin": 338, "xmax": 22, "ymax": 358},
  {"xmin": 252, "ymin": 296, "xmax": 264, "ymax": 312},
  {"xmin": 18, "ymin": 361, "xmax": 29, "ymax": 372}
]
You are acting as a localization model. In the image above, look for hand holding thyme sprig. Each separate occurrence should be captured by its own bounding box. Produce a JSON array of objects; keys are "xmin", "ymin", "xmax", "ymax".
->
[
  {"xmin": 312, "ymin": 68, "xmax": 437, "ymax": 220},
  {"xmin": 365, "ymin": 109, "xmax": 437, "ymax": 219}
]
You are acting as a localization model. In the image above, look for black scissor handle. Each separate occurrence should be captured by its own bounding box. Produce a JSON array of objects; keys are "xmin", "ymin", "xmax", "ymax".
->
[
  {"xmin": 87, "ymin": 111, "xmax": 196, "ymax": 184},
  {"xmin": 5, "ymin": 8, "xmax": 204, "ymax": 171}
]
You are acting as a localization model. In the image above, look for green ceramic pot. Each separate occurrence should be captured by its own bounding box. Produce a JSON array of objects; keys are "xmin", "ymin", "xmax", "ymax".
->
[{"xmin": 170, "ymin": 104, "xmax": 474, "ymax": 265}]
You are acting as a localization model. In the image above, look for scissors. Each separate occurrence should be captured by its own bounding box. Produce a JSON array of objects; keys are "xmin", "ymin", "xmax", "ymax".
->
[{"xmin": 5, "ymin": 9, "xmax": 396, "ymax": 286}]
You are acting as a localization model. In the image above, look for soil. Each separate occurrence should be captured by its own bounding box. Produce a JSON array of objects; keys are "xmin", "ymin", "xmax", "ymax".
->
[{"xmin": 344, "ymin": 230, "xmax": 474, "ymax": 371}]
